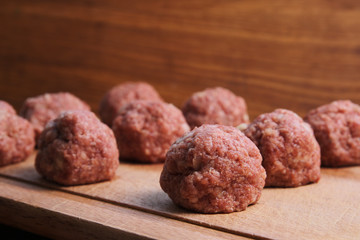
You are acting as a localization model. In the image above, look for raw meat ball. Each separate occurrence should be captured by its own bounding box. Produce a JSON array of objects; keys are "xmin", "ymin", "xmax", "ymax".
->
[
  {"xmin": 305, "ymin": 100, "xmax": 360, "ymax": 167},
  {"xmin": 160, "ymin": 124, "xmax": 266, "ymax": 213},
  {"xmin": 112, "ymin": 100, "xmax": 189, "ymax": 163},
  {"xmin": 20, "ymin": 92, "xmax": 90, "ymax": 141},
  {"xmin": 0, "ymin": 101, "xmax": 35, "ymax": 167},
  {"xmin": 35, "ymin": 110, "xmax": 119, "ymax": 185},
  {"xmin": 99, "ymin": 82, "xmax": 163, "ymax": 126},
  {"xmin": 245, "ymin": 109, "xmax": 321, "ymax": 187},
  {"xmin": 182, "ymin": 87, "xmax": 249, "ymax": 129}
]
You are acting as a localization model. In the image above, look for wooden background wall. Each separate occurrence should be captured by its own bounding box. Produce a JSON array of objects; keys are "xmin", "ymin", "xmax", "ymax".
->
[{"xmin": 1, "ymin": 0, "xmax": 360, "ymax": 119}]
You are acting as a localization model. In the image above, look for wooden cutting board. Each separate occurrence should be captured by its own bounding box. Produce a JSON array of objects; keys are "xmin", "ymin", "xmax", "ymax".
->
[{"xmin": 0, "ymin": 152, "xmax": 359, "ymax": 240}]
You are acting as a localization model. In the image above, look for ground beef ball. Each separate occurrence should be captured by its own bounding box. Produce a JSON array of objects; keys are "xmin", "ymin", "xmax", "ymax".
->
[
  {"xmin": 112, "ymin": 100, "xmax": 190, "ymax": 163},
  {"xmin": 160, "ymin": 124, "xmax": 266, "ymax": 213},
  {"xmin": 0, "ymin": 101, "xmax": 35, "ymax": 167},
  {"xmin": 99, "ymin": 82, "xmax": 163, "ymax": 126},
  {"xmin": 20, "ymin": 92, "xmax": 90, "ymax": 142},
  {"xmin": 244, "ymin": 109, "xmax": 321, "ymax": 187},
  {"xmin": 35, "ymin": 110, "xmax": 119, "ymax": 186},
  {"xmin": 304, "ymin": 100, "xmax": 360, "ymax": 167},
  {"xmin": 182, "ymin": 87, "xmax": 249, "ymax": 129}
]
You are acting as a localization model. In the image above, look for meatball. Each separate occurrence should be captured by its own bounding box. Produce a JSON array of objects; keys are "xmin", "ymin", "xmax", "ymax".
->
[
  {"xmin": 182, "ymin": 87, "xmax": 249, "ymax": 129},
  {"xmin": 35, "ymin": 110, "xmax": 119, "ymax": 186},
  {"xmin": 112, "ymin": 100, "xmax": 190, "ymax": 163},
  {"xmin": 20, "ymin": 92, "xmax": 90, "ymax": 142},
  {"xmin": 99, "ymin": 82, "xmax": 163, "ymax": 126},
  {"xmin": 160, "ymin": 124, "xmax": 266, "ymax": 213},
  {"xmin": 244, "ymin": 109, "xmax": 321, "ymax": 187},
  {"xmin": 304, "ymin": 100, "xmax": 360, "ymax": 167},
  {"xmin": 0, "ymin": 101, "xmax": 35, "ymax": 167}
]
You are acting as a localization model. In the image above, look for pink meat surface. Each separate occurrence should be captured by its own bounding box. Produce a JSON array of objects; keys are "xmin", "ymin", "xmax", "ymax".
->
[
  {"xmin": 182, "ymin": 87, "xmax": 249, "ymax": 129},
  {"xmin": 20, "ymin": 92, "xmax": 90, "ymax": 142},
  {"xmin": 0, "ymin": 101, "xmax": 35, "ymax": 167},
  {"xmin": 112, "ymin": 100, "xmax": 190, "ymax": 163},
  {"xmin": 36, "ymin": 110, "xmax": 119, "ymax": 185},
  {"xmin": 305, "ymin": 100, "xmax": 360, "ymax": 167},
  {"xmin": 99, "ymin": 82, "xmax": 163, "ymax": 126},
  {"xmin": 160, "ymin": 124, "xmax": 266, "ymax": 213},
  {"xmin": 245, "ymin": 109, "xmax": 321, "ymax": 187}
]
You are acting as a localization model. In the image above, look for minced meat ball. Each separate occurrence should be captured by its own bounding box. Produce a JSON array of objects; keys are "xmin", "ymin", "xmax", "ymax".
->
[
  {"xmin": 112, "ymin": 100, "xmax": 190, "ymax": 163},
  {"xmin": 35, "ymin": 110, "xmax": 119, "ymax": 186},
  {"xmin": 160, "ymin": 124, "xmax": 266, "ymax": 213},
  {"xmin": 20, "ymin": 92, "xmax": 90, "ymax": 142},
  {"xmin": 99, "ymin": 82, "xmax": 163, "ymax": 126},
  {"xmin": 304, "ymin": 100, "xmax": 360, "ymax": 167},
  {"xmin": 0, "ymin": 101, "xmax": 35, "ymax": 167},
  {"xmin": 244, "ymin": 109, "xmax": 321, "ymax": 187},
  {"xmin": 182, "ymin": 87, "xmax": 249, "ymax": 129}
]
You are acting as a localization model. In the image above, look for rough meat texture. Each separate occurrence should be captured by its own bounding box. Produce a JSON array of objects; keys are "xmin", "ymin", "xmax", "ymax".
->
[
  {"xmin": 99, "ymin": 82, "xmax": 163, "ymax": 126},
  {"xmin": 20, "ymin": 92, "xmax": 90, "ymax": 142},
  {"xmin": 182, "ymin": 87, "xmax": 249, "ymax": 129},
  {"xmin": 112, "ymin": 100, "xmax": 190, "ymax": 163},
  {"xmin": 304, "ymin": 100, "xmax": 360, "ymax": 167},
  {"xmin": 0, "ymin": 101, "xmax": 35, "ymax": 167},
  {"xmin": 160, "ymin": 124, "xmax": 266, "ymax": 213},
  {"xmin": 35, "ymin": 110, "xmax": 119, "ymax": 185},
  {"xmin": 0, "ymin": 100, "xmax": 16, "ymax": 115},
  {"xmin": 245, "ymin": 109, "xmax": 321, "ymax": 187}
]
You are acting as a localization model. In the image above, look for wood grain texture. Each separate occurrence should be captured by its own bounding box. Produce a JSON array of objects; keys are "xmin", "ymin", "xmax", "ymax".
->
[
  {"xmin": 0, "ymin": 153, "xmax": 359, "ymax": 240},
  {"xmin": 1, "ymin": 2, "xmax": 360, "ymax": 239},
  {"xmin": 0, "ymin": 177, "xmax": 247, "ymax": 240},
  {"xmin": 1, "ymin": 1, "xmax": 360, "ymax": 119}
]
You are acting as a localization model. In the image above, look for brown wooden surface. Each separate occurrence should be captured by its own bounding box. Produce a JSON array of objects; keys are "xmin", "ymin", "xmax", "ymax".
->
[
  {"xmin": 0, "ymin": 153, "xmax": 359, "ymax": 240},
  {"xmin": 1, "ymin": 1, "xmax": 360, "ymax": 239},
  {"xmin": 0, "ymin": 173, "xmax": 247, "ymax": 240},
  {"xmin": 1, "ymin": 1, "xmax": 360, "ymax": 119}
]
